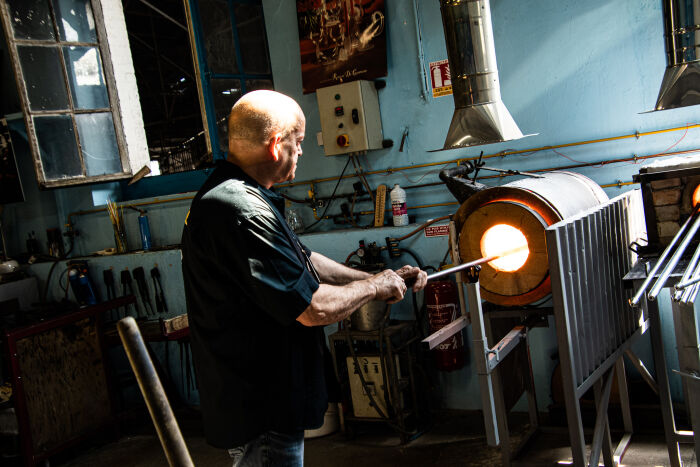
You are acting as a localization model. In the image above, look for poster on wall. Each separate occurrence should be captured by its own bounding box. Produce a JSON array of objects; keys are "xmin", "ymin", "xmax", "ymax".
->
[{"xmin": 296, "ymin": 0, "xmax": 387, "ymax": 94}]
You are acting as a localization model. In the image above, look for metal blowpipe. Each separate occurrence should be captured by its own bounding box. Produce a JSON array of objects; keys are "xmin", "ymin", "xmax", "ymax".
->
[{"xmin": 405, "ymin": 245, "xmax": 528, "ymax": 286}]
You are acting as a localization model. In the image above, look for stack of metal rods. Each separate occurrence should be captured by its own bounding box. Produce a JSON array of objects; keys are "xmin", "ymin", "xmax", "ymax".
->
[
  {"xmin": 630, "ymin": 205, "xmax": 700, "ymax": 306},
  {"xmin": 674, "ymin": 247, "xmax": 700, "ymax": 304}
]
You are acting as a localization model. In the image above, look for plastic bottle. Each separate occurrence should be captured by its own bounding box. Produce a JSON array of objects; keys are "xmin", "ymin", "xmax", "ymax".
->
[{"xmin": 390, "ymin": 184, "xmax": 408, "ymax": 226}]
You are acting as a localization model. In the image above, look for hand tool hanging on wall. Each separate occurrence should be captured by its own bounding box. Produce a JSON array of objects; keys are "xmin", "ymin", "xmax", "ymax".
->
[
  {"xmin": 133, "ymin": 266, "xmax": 155, "ymax": 316},
  {"xmin": 121, "ymin": 269, "xmax": 143, "ymax": 319},
  {"xmin": 151, "ymin": 266, "xmax": 168, "ymax": 314},
  {"xmin": 103, "ymin": 269, "xmax": 117, "ymax": 321}
]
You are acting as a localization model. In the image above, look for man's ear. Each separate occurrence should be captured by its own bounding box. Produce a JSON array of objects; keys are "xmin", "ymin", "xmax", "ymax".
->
[{"xmin": 268, "ymin": 133, "xmax": 282, "ymax": 161}]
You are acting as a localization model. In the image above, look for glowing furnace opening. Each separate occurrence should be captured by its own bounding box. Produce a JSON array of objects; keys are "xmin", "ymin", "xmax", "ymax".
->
[{"xmin": 480, "ymin": 224, "xmax": 530, "ymax": 272}]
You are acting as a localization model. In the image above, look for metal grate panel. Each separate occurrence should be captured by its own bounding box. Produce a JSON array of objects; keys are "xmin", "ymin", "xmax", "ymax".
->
[{"xmin": 546, "ymin": 189, "xmax": 646, "ymax": 392}]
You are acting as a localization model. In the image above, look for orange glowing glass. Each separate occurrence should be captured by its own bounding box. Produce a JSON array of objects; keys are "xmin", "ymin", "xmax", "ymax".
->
[
  {"xmin": 480, "ymin": 224, "xmax": 530, "ymax": 272},
  {"xmin": 693, "ymin": 184, "xmax": 700, "ymax": 207}
]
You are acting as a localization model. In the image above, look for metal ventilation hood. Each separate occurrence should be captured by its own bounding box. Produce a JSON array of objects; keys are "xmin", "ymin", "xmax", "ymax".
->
[
  {"xmin": 439, "ymin": 0, "xmax": 523, "ymax": 150},
  {"xmin": 654, "ymin": 0, "xmax": 700, "ymax": 111}
]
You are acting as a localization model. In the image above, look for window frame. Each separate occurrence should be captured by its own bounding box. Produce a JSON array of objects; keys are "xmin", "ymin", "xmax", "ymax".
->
[
  {"xmin": 0, "ymin": 0, "xmax": 147, "ymax": 188},
  {"xmin": 183, "ymin": 0, "xmax": 273, "ymax": 160}
]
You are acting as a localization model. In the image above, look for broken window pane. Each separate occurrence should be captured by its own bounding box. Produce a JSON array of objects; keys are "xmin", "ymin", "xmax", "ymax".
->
[
  {"xmin": 63, "ymin": 46, "xmax": 108, "ymax": 109},
  {"xmin": 52, "ymin": 0, "xmax": 97, "ymax": 43},
  {"xmin": 6, "ymin": 0, "xmax": 55, "ymax": 41},
  {"xmin": 76, "ymin": 112, "xmax": 121, "ymax": 176},
  {"xmin": 34, "ymin": 115, "xmax": 82, "ymax": 180},
  {"xmin": 18, "ymin": 46, "xmax": 70, "ymax": 111}
]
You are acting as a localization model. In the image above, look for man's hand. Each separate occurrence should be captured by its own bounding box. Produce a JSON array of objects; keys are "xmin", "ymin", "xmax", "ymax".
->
[
  {"xmin": 369, "ymin": 269, "xmax": 407, "ymax": 304},
  {"xmin": 395, "ymin": 265, "xmax": 428, "ymax": 292}
]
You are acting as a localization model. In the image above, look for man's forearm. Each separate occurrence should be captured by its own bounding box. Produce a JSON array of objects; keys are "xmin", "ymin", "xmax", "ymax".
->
[
  {"xmin": 297, "ymin": 280, "xmax": 377, "ymax": 326},
  {"xmin": 309, "ymin": 251, "xmax": 371, "ymax": 285}
]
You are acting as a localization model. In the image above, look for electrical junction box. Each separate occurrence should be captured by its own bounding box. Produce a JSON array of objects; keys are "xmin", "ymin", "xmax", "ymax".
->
[
  {"xmin": 316, "ymin": 80, "xmax": 383, "ymax": 156},
  {"xmin": 346, "ymin": 355, "xmax": 401, "ymax": 418}
]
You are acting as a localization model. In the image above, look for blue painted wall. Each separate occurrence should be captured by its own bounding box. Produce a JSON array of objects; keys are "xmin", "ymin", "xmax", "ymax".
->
[{"xmin": 1, "ymin": 0, "xmax": 699, "ymax": 409}]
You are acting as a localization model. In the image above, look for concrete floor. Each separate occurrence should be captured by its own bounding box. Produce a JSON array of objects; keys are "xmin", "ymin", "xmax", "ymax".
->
[{"xmin": 38, "ymin": 408, "xmax": 696, "ymax": 467}]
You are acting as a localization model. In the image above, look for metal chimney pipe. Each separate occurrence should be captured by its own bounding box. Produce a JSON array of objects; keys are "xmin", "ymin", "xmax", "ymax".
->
[
  {"xmin": 439, "ymin": 0, "xmax": 523, "ymax": 149},
  {"xmin": 654, "ymin": 0, "xmax": 700, "ymax": 110}
]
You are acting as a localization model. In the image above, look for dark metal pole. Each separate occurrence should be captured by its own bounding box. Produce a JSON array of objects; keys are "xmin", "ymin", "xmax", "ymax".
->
[{"xmin": 117, "ymin": 317, "xmax": 194, "ymax": 467}]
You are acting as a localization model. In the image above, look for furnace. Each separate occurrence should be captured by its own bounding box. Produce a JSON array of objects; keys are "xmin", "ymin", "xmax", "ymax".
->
[{"xmin": 450, "ymin": 170, "xmax": 608, "ymax": 306}]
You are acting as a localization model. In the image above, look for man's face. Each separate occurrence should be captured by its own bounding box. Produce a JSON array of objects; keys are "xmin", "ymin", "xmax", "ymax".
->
[{"xmin": 277, "ymin": 116, "xmax": 305, "ymax": 183}]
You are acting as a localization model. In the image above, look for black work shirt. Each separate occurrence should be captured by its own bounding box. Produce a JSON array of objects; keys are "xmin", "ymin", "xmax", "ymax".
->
[{"xmin": 181, "ymin": 160, "xmax": 326, "ymax": 448}]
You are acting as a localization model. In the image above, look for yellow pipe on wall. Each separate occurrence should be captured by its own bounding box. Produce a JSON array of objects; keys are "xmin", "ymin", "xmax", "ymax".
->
[{"xmin": 278, "ymin": 123, "xmax": 699, "ymax": 189}]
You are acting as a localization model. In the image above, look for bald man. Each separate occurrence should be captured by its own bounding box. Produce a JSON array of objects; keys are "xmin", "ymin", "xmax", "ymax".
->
[{"xmin": 181, "ymin": 90, "xmax": 426, "ymax": 466}]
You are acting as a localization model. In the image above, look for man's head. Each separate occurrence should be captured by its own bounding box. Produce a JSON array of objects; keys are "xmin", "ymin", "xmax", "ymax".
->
[{"xmin": 227, "ymin": 90, "xmax": 305, "ymax": 188}]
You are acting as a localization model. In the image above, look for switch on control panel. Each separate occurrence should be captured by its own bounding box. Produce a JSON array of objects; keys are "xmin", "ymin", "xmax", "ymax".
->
[{"xmin": 316, "ymin": 80, "xmax": 383, "ymax": 156}]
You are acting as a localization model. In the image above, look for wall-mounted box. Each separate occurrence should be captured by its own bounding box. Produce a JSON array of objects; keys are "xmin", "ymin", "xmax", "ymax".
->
[{"xmin": 316, "ymin": 80, "xmax": 383, "ymax": 156}]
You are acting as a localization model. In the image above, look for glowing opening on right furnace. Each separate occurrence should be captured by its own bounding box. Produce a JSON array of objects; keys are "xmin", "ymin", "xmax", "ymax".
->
[{"xmin": 480, "ymin": 224, "xmax": 530, "ymax": 272}]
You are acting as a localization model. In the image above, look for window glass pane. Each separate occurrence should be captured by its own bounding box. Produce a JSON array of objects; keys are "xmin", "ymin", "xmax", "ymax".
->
[
  {"xmin": 210, "ymin": 79, "xmax": 241, "ymax": 153},
  {"xmin": 34, "ymin": 115, "xmax": 82, "ymax": 180},
  {"xmin": 75, "ymin": 113, "xmax": 122, "ymax": 176},
  {"xmin": 235, "ymin": 4, "xmax": 270, "ymax": 74},
  {"xmin": 245, "ymin": 79, "xmax": 274, "ymax": 92},
  {"xmin": 197, "ymin": 0, "xmax": 238, "ymax": 74},
  {"xmin": 18, "ymin": 46, "xmax": 70, "ymax": 111},
  {"xmin": 6, "ymin": 0, "xmax": 55, "ymax": 41},
  {"xmin": 63, "ymin": 46, "xmax": 109, "ymax": 109},
  {"xmin": 52, "ymin": 0, "xmax": 97, "ymax": 43}
]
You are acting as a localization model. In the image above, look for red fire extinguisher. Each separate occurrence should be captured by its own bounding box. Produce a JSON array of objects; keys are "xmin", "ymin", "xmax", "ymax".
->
[{"xmin": 426, "ymin": 280, "xmax": 465, "ymax": 371}]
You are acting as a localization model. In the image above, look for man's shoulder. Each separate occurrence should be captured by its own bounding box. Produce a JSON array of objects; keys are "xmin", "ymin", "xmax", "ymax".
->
[{"xmin": 196, "ymin": 178, "xmax": 272, "ymax": 220}]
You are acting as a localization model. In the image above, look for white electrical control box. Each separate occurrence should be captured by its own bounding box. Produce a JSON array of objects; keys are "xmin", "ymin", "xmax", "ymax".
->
[
  {"xmin": 316, "ymin": 80, "xmax": 383, "ymax": 156},
  {"xmin": 346, "ymin": 355, "xmax": 402, "ymax": 418}
]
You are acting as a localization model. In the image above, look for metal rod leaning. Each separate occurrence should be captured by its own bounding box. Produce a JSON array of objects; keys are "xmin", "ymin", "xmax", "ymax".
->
[
  {"xmin": 117, "ymin": 317, "xmax": 194, "ymax": 467},
  {"xmin": 630, "ymin": 207, "xmax": 699, "ymax": 306},
  {"xmin": 689, "ymin": 283, "xmax": 700, "ymax": 304},
  {"xmin": 675, "ymin": 274, "xmax": 700, "ymax": 292},
  {"xmin": 648, "ymin": 209, "xmax": 700, "ymax": 302},
  {"xmin": 679, "ymin": 258, "xmax": 700, "ymax": 303},
  {"xmin": 673, "ymin": 242, "xmax": 700, "ymax": 301}
]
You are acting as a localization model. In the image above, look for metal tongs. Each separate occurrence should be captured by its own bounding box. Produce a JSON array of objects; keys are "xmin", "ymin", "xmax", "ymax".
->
[
  {"xmin": 151, "ymin": 266, "xmax": 168, "ymax": 314},
  {"xmin": 133, "ymin": 266, "xmax": 155, "ymax": 316}
]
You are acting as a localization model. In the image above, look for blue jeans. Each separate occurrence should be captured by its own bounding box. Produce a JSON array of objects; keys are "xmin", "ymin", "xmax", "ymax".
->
[{"xmin": 228, "ymin": 430, "xmax": 304, "ymax": 467}]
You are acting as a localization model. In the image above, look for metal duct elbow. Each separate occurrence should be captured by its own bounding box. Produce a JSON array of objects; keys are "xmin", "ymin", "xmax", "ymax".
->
[
  {"xmin": 654, "ymin": 0, "xmax": 700, "ymax": 111},
  {"xmin": 439, "ymin": 164, "xmax": 488, "ymax": 203},
  {"xmin": 439, "ymin": 0, "xmax": 523, "ymax": 150}
]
